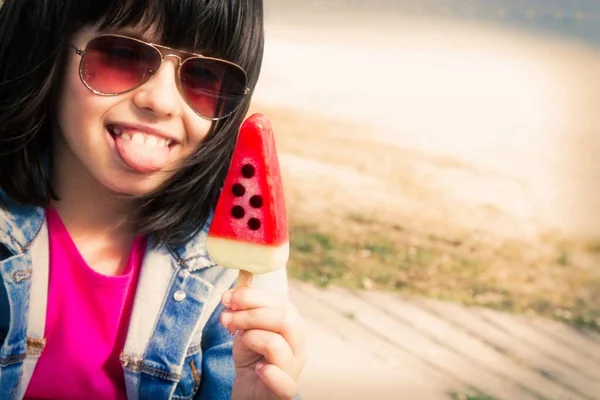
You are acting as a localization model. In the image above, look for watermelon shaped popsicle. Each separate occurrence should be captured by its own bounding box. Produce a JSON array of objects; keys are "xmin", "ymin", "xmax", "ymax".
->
[{"xmin": 206, "ymin": 113, "xmax": 289, "ymax": 287}]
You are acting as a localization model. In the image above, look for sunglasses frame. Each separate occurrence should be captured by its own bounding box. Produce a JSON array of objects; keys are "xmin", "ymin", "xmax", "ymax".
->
[{"xmin": 68, "ymin": 34, "xmax": 251, "ymax": 121}]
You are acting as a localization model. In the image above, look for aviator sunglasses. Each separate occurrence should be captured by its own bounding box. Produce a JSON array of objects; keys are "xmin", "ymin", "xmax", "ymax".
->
[{"xmin": 69, "ymin": 34, "xmax": 250, "ymax": 121}]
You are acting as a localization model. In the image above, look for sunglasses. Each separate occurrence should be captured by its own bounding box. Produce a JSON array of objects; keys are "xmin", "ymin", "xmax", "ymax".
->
[{"xmin": 69, "ymin": 34, "xmax": 250, "ymax": 121}]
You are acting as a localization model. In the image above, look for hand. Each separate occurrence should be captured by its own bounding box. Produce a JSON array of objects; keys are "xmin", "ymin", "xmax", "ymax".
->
[{"xmin": 220, "ymin": 286, "xmax": 307, "ymax": 400}]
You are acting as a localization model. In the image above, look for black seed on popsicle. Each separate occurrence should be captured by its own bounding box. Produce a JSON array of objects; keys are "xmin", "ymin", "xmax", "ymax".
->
[
  {"xmin": 248, "ymin": 218, "xmax": 261, "ymax": 231},
  {"xmin": 249, "ymin": 195, "xmax": 263, "ymax": 208},
  {"xmin": 241, "ymin": 164, "xmax": 255, "ymax": 178},
  {"xmin": 231, "ymin": 206, "xmax": 245, "ymax": 219},
  {"xmin": 232, "ymin": 183, "xmax": 246, "ymax": 197}
]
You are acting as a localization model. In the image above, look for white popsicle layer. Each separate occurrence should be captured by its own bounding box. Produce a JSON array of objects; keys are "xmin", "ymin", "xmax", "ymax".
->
[{"xmin": 206, "ymin": 236, "xmax": 289, "ymax": 275}]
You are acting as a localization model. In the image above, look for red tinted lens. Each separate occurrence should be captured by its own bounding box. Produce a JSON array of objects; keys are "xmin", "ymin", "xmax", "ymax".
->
[
  {"xmin": 180, "ymin": 59, "xmax": 247, "ymax": 119},
  {"xmin": 81, "ymin": 36, "xmax": 161, "ymax": 94}
]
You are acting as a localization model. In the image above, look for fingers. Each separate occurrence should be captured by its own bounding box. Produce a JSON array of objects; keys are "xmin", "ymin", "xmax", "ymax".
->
[
  {"xmin": 231, "ymin": 330, "xmax": 263, "ymax": 369},
  {"xmin": 239, "ymin": 330, "xmax": 295, "ymax": 371},
  {"xmin": 255, "ymin": 362, "xmax": 298, "ymax": 400},
  {"xmin": 221, "ymin": 287, "xmax": 307, "ymax": 358},
  {"xmin": 222, "ymin": 287, "xmax": 284, "ymax": 311},
  {"xmin": 221, "ymin": 304, "xmax": 306, "ymax": 358},
  {"xmin": 224, "ymin": 287, "xmax": 307, "ymax": 400},
  {"xmin": 222, "ymin": 307, "xmax": 282, "ymax": 333}
]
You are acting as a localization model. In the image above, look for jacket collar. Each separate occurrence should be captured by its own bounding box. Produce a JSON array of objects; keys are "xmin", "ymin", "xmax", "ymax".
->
[
  {"xmin": 0, "ymin": 188, "xmax": 214, "ymax": 268},
  {"xmin": 0, "ymin": 190, "xmax": 45, "ymax": 254},
  {"xmin": 167, "ymin": 212, "xmax": 216, "ymax": 271}
]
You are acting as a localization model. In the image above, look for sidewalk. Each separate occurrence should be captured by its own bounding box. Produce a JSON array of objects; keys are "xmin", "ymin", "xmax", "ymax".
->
[{"xmin": 290, "ymin": 280, "xmax": 600, "ymax": 400}]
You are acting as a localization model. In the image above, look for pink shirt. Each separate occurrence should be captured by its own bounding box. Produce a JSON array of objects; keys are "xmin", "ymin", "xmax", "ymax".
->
[{"xmin": 24, "ymin": 208, "xmax": 146, "ymax": 400}]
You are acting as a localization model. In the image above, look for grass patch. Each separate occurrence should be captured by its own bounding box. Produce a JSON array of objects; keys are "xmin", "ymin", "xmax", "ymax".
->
[
  {"xmin": 343, "ymin": 312, "xmax": 357, "ymax": 320},
  {"xmin": 556, "ymin": 249, "xmax": 571, "ymax": 266},
  {"xmin": 585, "ymin": 240, "xmax": 600, "ymax": 254},
  {"xmin": 256, "ymin": 104, "xmax": 600, "ymax": 333},
  {"xmin": 288, "ymin": 217, "xmax": 600, "ymax": 332},
  {"xmin": 450, "ymin": 393, "xmax": 495, "ymax": 400}
]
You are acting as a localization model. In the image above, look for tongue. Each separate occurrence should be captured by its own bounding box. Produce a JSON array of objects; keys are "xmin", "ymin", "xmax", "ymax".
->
[{"xmin": 114, "ymin": 134, "xmax": 170, "ymax": 173}]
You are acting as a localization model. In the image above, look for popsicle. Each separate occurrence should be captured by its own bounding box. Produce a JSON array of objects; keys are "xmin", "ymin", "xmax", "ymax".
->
[{"xmin": 206, "ymin": 113, "xmax": 289, "ymax": 287}]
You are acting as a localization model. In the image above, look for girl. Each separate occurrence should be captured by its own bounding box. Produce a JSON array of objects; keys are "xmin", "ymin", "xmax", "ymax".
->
[{"xmin": 0, "ymin": 0, "xmax": 307, "ymax": 399}]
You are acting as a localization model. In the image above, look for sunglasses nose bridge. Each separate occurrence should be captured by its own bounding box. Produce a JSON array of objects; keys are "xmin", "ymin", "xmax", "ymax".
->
[
  {"xmin": 152, "ymin": 53, "xmax": 184, "ymax": 81},
  {"xmin": 162, "ymin": 53, "xmax": 183, "ymax": 65},
  {"xmin": 159, "ymin": 54, "xmax": 185, "ymax": 86},
  {"xmin": 154, "ymin": 52, "xmax": 183, "ymax": 75}
]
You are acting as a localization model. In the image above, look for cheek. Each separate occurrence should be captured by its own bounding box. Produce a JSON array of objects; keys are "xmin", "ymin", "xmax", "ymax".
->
[
  {"xmin": 183, "ymin": 116, "xmax": 213, "ymax": 150},
  {"xmin": 57, "ymin": 61, "xmax": 114, "ymax": 143}
]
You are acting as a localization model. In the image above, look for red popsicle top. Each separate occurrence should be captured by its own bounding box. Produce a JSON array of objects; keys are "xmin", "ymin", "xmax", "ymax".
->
[{"xmin": 208, "ymin": 113, "xmax": 289, "ymax": 247}]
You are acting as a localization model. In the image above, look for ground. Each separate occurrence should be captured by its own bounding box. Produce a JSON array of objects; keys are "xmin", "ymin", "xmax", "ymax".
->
[{"xmin": 249, "ymin": 104, "xmax": 600, "ymax": 331}]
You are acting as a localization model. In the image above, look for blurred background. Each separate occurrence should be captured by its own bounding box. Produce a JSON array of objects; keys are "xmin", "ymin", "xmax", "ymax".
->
[{"xmin": 250, "ymin": 1, "xmax": 600, "ymax": 399}]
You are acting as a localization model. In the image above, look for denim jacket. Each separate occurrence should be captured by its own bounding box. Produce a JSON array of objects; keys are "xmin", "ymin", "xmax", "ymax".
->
[{"xmin": 0, "ymin": 191, "xmax": 288, "ymax": 399}]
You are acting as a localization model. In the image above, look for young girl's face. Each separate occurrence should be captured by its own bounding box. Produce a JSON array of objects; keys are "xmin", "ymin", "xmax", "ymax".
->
[{"xmin": 55, "ymin": 24, "xmax": 213, "ymax": 196}]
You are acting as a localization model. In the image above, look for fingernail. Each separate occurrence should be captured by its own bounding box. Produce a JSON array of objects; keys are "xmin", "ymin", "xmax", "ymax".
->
[
  {"xmin": 222, "ymin": 290, "xmax": 233, "ymax": 307},
  {"xmin": 221, "ymin": 311, "xmax": 232, "ymax": 327}
]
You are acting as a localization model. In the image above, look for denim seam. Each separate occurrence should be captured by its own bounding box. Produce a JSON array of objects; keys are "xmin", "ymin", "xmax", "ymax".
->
[
  {"xmin": 121, "ymin": 356, "xmax": 181, "ymax": 382},
  {"xmin": 186, "ymin": 343, "xmax": 201, "ymax": 356},
  {"xmin": 21, "ymin": 218, "xmax": 44, "ymax": 252},
  {"xmin": 140, "ymin": 363, "xmax": 181, "ymax": 381},
  {"xmin": 0, "ymin": 203, "xmax": 44, "ymax": 254},
  {"xmin": 168, "ymin": 247, "xmax": 189, "ymax": 269},
  {"xmin": 26, "ymin": 337, "xmax": 46, "ymax": 356},
  {"xmin": 136, "ymin": 255, "xmax": 179, "ymax": 379},
  {"xmin": 182, "ymin": 254, "xmax": 210, "ymax": 264},
  {"xmin": 167, "ymin": 247, "xmax": 216, "ymax": 272},
  {"xmin": 0, "ymin": 336, "xmax": 47, "ymax": 366},
  {"xmin": 0, "ymin": 353, "xmax": 25, "ymax": 366},
  {"xmin": 171, "ymin": 395, "xmax": 194, "ymax": 400}
]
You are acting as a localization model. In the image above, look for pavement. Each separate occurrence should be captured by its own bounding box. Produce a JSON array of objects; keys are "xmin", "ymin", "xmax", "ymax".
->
[{"xmin": 289, "ymin": 280, "xmax": 600, "ymax": 400}]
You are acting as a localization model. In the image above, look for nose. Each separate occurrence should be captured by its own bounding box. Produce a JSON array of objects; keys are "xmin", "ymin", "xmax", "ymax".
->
[{"xmin": 131, "ymin": 55, "xmax": 182, "ymax": 117}]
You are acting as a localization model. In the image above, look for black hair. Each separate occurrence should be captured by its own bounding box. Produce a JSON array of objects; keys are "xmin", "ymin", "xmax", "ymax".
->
[{"xmin": 0, "ymin": 0, "xmax": 264, "ymax": 247}]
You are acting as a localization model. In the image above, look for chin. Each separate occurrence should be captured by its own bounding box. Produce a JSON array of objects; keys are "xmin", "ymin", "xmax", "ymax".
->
[{"xmin": 101, "ymin": 174, "xmax": 170, "ymax": 197}]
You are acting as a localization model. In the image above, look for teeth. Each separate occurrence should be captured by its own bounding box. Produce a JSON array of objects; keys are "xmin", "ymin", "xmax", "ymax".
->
[
  {"xmin": 146, "ymin": 136, "xmax": 158, "ymax": 147},
  {"xmin": 132, "ymin": 133, "xmax": 145, "ymax": 145},
  {"xmin": 112, "ymin": 126, "xmax": 173, "ymax": 147}
]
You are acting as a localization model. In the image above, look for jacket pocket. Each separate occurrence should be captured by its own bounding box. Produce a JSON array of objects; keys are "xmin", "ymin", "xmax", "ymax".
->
[{"xmin": 172, "ymin": 348, "xmax": 203, "ymax": 400}]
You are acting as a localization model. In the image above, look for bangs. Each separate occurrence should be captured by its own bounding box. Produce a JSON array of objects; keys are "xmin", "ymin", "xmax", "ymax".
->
[
  {"xmin": 72, "ymin": 0, "xmax": 260, "ymax": 65},
  {"xmin": 0, "ymin": 0, "xmax": 264, "ymax": 246}
]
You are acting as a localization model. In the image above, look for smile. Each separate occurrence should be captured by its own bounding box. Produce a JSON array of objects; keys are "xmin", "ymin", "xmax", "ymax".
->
[
  {"xmin": 107, "ymin": 124, "xmax": 177, "ymax": 149},
  {"xmin": 106, "ymin": 123, "xmax": 178, "ymax": 174}
]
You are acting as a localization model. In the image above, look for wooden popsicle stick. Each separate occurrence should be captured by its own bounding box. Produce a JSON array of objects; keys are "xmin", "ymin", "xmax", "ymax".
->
[{"xmin": 237, "ymin": 270, "xmax": 253, "ymax": 288}]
